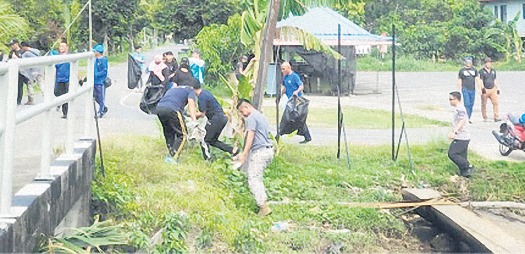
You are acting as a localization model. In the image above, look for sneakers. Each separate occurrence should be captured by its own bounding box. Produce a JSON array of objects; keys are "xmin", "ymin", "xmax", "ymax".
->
[
  {"xmin": 258, "ymin": 202, "xmax": 272, "ymax": 216},
  {"xmin": 494, "ymin": 118, "xmax": 502, "ymax": 122},
  {"xmin": 232, "ymin": 147, "xmax": 240, "ymax": 157},
  {"xmin": 61, "ymin": 114, "xmax": 67, "ymax": 119},
  {"xmin": 164, "ymin": 156, "xmax": 177, "ymax": 164},
  {"xmin": 99, "ymin": 106, "xmax": 108, "ymax": 118},
  {"xmin": 25, "ymin": 99, "xmax": 34, "ymax": 105},
  {"xmin": 299, "ymin": 138, "xmax": 312, "ymax": 144}
]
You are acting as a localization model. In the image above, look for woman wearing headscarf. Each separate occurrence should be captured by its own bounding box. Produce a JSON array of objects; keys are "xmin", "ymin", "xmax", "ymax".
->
[
  {"xmin": 173, "ymin": 57, "xmax": 198, "ymax": 87},
  {"xmin": 147, "ymin": 55, "xmax": 170, "ymax": 87}
]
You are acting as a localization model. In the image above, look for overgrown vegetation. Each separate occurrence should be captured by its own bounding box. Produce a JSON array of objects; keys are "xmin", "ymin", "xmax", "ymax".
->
[{"xmin": 91, "ymin": 134, "xmax": 525, "ymax": 252}]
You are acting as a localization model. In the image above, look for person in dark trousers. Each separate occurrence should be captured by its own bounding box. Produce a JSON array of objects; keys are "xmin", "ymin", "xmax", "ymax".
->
[
  {"xmin": 55, "ymin": 41, "xmax": 70, "ymax": 118},
  {"xmin": 7, "ymin": 39, "xmax": 28, "ymax": 106},
  {"xmin": 93, "ymin": 44, "xmax": 109, "ymax": 118},
  {"xmin": 164, "ymin": 51, "xmax": 178, "ymax": 89},
  {"xmin": 156, "ymin": 85, "xmax": 197, "ymax": 164},
  {"xmin": 448, "ymin": 91, "xmax": 475, "ymax": 177},
  {"xmin": 479, "ymin": 57, "xmax": 501, "ymax": 122},
  {"xmin": 457, "ymin": 57, "xmax": 478, "ymax": 123},
  {"xmin": 236, "ymin": 99, "xmax": 274, "ymax": 216},
  {"xmin": 193, "ymin": 81, "xmax": 238, "ymax": 160},
  {"xmin": 280, "ymin": 61, "xmax": 311, "ymax": 143}
]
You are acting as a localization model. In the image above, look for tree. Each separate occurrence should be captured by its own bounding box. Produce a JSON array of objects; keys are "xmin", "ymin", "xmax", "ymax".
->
[{"xmin": 0, "ymin": 0, "xmax": 29, "ymax": 52}]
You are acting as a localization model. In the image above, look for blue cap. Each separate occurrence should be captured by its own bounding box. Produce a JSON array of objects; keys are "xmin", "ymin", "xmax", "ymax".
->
[
  {"xmin": 520, "ymin": 114, "xmax": 525, "ymax": 124},
  {"xmin": 93, "ymin": 44, "xmax": 104, "ymax": 53}
]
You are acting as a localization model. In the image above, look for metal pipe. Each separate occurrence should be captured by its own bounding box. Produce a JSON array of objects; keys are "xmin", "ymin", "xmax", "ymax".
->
[
  {"xmin": 84, "ymin": 57, "xmax": 95, "ymax": 136},
  {"xmin": 66, "ymin": 61, "xmax": 79, "ymax": 154},
  {"xmin": 39, "ymin": 64, "xmax": 56, "ymax": 179},
  {"xmin": 7, "ymin": 53, "xmax": 94, "ymax": 68}
]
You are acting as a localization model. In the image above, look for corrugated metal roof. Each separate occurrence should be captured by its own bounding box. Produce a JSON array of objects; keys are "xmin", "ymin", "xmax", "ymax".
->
[{"xmin": 276, "ymin": 7, "xmax": 390, "ymax": 44}]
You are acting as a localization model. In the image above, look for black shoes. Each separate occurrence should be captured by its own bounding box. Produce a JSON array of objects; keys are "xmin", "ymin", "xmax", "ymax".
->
[
  {"xmin": 299, "ymin": 138, "xmax": 312, "ymax": 144},
  {"xmin": 460, "ymin": 166, "xmax": 475, "ymax": 178}
]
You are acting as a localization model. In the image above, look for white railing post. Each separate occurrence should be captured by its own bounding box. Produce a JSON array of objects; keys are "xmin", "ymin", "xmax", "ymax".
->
[
  {"xmin": 0, "ymin": 64, "xmax": 20, "ymax": 216},
  {"xmin": 66, "ymin": 61, "xmax": 79, "ymax": 154},
  {"xmin": 84, "ymin": 57, "xmax": 95, "ymax": 136},
  {"xmin": 38, "ymin": 64, "xmax": 56, "ymax": 180}
]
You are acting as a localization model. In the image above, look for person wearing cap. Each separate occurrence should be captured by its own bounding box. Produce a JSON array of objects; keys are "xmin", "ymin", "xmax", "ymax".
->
[
  {"xmin": 479, "ymin": 57, "xmax": 501, "ymax": 122},
  {"xmin": 20, "ymin": 42, "xmax": 42, "ymax": 105},
  {"xmin": 189, "ymin": 49, "xmax": 205, "ymax": 84},
  {"xmin": 7, "ymin": 39, "xmax": 29, "ymax": 106},
  {"xmin": 457, "ymin": 57, "xmax": 478, "ymax": 122},
  {"xmin": 163, "ymin": 51, "xmax": 179, "ymax": 89},
  {"xmin": 93, "ymin": 44, "xmax": 109, "ymax": 118}
]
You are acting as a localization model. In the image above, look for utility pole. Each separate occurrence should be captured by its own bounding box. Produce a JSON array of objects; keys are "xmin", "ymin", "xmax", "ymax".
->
[
  {"xmin": 253, "ymin": 0, "xmax": 281, "ymax": 110},
  {"xmin": 88, "ymin": 0, "xmax": 93, "ymax": 49}
]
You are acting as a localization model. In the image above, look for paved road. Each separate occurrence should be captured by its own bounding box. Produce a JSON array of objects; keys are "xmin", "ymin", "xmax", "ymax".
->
[{"xmin": 12, "ymin": 47, "xmax": 525, "ymax": 194}]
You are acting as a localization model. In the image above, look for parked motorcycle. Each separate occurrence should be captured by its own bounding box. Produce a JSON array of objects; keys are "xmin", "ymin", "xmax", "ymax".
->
[{"xmin": 492, "ymin": 116, "xmax": 525, "ymax": 156}]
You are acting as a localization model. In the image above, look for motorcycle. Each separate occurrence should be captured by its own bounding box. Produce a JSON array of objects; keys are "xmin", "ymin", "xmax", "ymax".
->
[{"xmin": 492, "ymin": 116, "xmax": 525, "ymax": 156}]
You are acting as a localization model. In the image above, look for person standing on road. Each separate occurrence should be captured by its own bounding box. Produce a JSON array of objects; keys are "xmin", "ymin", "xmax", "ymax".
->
[
  {"xmin": 193, "ymin": 81, "xmax": 238, "ymax": 160},
  {"xmin": 164, "ymin": 51, "xmax": 179, "ymax": 90},
  {"xmin": 156, "ymin": 85, "xmax": 197, "ymax": 163},
  {"xmin": 7, "ymin": 39, "xmax": 28, "ymax": 106},
  {"xmin": 236, "ymin": 99, "xmax": 274, "ymax": 216},
  {"xmin": 280, "ymin": 61, "xmax": 312, "ymax": 143},
  {"xmin": 93, "ymin": 44, "xmax": 108, "ymax": 118},
  {"xmin": 55, "ymin": 41, "xmax": 70, "ymax": 119},
  {"xmin": 448, "ymin": 91, "xmax": 475, "ymax": 178},
  {"xmin": 20, "ymin": 42, "xmax": 42, "ymax": 105},
  {"xmin": 189, "ymin": 49, "xmax": 205, "ymax": 85},
  {"xmin": 457, "ymin": 57, "xmax": 478, "ymax": 123},
  {"xmin": 479, "ymin": 57, "xmax": 501, "ymax": 122},
  {"xmin": 147, "ymin": 55, "xmax": 170, "ymax": 88},
  {"xmin": 131, "ymin": 45, "xmax": 146, "ymax": 91}
]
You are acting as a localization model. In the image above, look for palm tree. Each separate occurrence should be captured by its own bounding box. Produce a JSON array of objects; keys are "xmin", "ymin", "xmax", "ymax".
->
[{"xmin": 0, "ymin": 0, "xmax": 28, "ymax": 52}]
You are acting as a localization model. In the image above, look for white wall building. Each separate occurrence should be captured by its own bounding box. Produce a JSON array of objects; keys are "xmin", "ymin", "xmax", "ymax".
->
[{"xmin": 481, "ymin": 0, "xmax": 525, "ymax": 36}]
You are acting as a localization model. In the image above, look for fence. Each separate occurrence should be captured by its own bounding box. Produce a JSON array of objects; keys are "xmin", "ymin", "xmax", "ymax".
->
[{"xmin": 0, "ymin": 52, "xmax": 95, "ymax": 216}]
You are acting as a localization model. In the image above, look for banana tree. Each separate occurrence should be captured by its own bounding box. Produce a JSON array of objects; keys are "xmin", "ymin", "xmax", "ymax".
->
[
  {"xmin": 240, "ymin": 0, "xmax": 343, "ymax": 109},
  {"xmin": 507, "ymin": 12, "xmax": 522, "ymax": 63},
  {"xmin": 0, "ymin": 0, "xmax": 28, "ymax": 52}
]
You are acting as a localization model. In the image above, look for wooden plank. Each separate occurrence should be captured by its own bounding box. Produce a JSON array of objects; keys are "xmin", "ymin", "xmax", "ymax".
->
[{"xmin": 403, "ymin": 188, "xmax": 525, "ymax": 253}]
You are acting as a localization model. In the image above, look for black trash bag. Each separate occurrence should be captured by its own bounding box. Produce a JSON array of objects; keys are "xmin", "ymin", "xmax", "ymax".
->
[
  {"xmin": 280, "ymin": 96, "xmax": 309, "ymax": 135},
  {"xmin": 139, "ymin": 84, "xmax": 166, "ymax": 114},
  {"xmin": 128, "ymin": 54, "xmax": 142, "ymax": 89}
]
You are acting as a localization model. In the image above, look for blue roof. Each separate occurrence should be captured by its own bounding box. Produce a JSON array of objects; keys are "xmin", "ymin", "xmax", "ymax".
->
[{"xmin": 276, "ymin": 7, "xmax": 391, "ymax": 45}]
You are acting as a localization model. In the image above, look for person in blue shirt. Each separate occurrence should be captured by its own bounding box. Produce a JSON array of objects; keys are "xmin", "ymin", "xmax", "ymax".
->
[
  {"xmin": 93, "ymin": 44, "xmax": 108, "ymax": 118},
  {"xmin": 130, "ymin": 45, "xmax": 146, "ymax": 90},
  {"xmin": 55, "ymin": 41, "xmax": 70, "ymax": 118},
  {"xmin": 280, "ymin": 61, "xmax": 311, "ymax": 143},
  {"xmin": 193, "ymin": 81, "xmax": 238, "ymax": 160},
  {"xmin": 156, "ymin": 85, "xmax": 197, "ymax": 163}
]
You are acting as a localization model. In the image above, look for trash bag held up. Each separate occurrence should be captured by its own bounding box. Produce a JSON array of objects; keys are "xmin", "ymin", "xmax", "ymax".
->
[
  {"xmin": 280, "ymin": 96, "xmax": 309, "ymax": 135},
  {"xmin": 139, "ymin": 85, "xmax": 166, "ymax": 114},
  {"xmin": 128, "ymin": 54, "xmax": 142, "ymax": 89}
]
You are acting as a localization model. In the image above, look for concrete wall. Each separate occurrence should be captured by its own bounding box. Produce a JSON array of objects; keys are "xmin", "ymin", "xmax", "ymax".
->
[
  {"xmin": 0, "ymin": 139, "xmax": 96, "ymax": 253},
  {"xmin": 483, "ymin": 1, "xmax": 525, "ymax": 37}
]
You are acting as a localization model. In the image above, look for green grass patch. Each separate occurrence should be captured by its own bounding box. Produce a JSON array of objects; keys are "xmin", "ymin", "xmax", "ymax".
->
[
  {"xmin": 357, "ymin": 55, "xmax": 525, "ymax": 72},
  {"xmin": 93, "ymin": 135, "xmax": 525, "ymax": 252},
  {"xmin": 263, "ymin": 105, "xmax": 448, "ymax": 129}
]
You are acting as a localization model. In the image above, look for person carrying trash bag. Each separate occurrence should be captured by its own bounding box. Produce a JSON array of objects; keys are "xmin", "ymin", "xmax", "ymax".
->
[{"xmin": 280, "ymin": 62, "xmax": 311, "ymax": 143}]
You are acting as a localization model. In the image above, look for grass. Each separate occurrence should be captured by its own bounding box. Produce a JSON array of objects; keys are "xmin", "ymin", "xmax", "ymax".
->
[
  {"xmin": 93, "ymin": 134, "xmax": 525, "ymax": 252},
  {"xmin": 262, "ymin": 105, "xmax": 448, "ymax": 129},
  {"xmin": 357, "ymin": 55, "xmax": 525, "ymax": 72}
]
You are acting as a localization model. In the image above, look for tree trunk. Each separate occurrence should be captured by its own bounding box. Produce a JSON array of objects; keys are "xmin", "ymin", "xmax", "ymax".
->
[{"xmin": 252, "ymin": 0, "xmax": 280, "ymax": 110}]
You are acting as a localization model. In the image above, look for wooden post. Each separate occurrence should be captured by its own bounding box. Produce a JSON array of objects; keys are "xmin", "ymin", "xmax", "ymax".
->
[{"xmin": 253, "ymin": 0, "xmax": 281, "ymax": 110}]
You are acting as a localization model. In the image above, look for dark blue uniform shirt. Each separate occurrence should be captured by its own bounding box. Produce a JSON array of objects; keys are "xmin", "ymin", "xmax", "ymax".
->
[
  {"xmin": 198, "ymin": 89, "xmax": 223, "ymax": 119},
  {"xmin": 157, "ymin": 86, "xmax": 196, "ymax": 112}
]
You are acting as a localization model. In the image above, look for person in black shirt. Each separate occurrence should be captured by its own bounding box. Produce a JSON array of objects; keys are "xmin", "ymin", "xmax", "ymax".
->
[
  {"xmin": 193, "ymin": 81, "xmax": 238, "ymax": 160},
  {"xmin": 7, "ymin": 39, "xmax": 29, "ymax": 105},
  {"xmin": 457, "ymin": 57, "xmax": 478, "ymax": 122},
  {"xmin": 163, "ymin": 51, "xmax": 178, "ymax": 89},
  {"xmin": 173, "ymin": 57, "xmax": 197, "ymax": 87},
  {"xmin": 479, "ymin": 57, "xmax": 501, "ymax": 122}
]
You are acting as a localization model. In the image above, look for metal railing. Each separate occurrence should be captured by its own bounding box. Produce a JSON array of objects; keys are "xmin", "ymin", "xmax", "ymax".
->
[{"xmin": 0, "ymin": 52, "xmax": 95, "ymax": 216}]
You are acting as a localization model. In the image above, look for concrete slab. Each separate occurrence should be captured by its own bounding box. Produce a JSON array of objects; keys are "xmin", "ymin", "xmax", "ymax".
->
[{"xmin": 403, "ymin": 188, "xmax": 525, "ymax": 253}]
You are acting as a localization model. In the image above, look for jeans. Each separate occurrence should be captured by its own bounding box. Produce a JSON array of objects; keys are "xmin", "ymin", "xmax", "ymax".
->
[
  {"xmin": 93, "ymin": 84, "xmax": 106, "ymax": 115},
  {"xmin": 448, "ymin": 139, "xmax": 470, "ymax": 173},
  {"xmin": 462, "ymin": 88, "xmax": 475, "ymax": 119},
  {"xmin": 17, "ymin": 73, "xmax": 28, "ymax": 105},
  {"xmin": 54, "ymin": 82, "xmax": 69, "ymax": 116}
]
